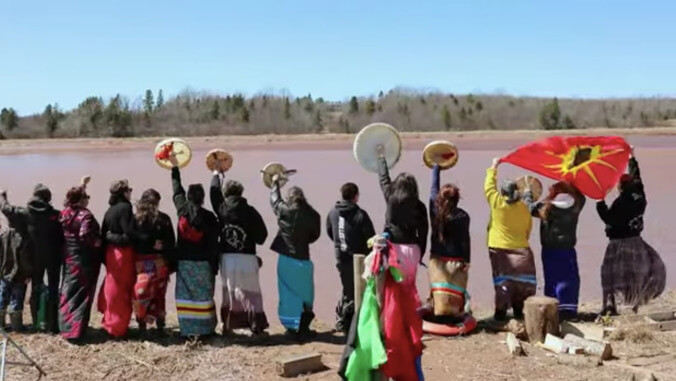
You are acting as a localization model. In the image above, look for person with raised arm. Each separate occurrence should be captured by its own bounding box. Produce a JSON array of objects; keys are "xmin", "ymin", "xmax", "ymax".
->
[
  {"xmin": 268, "ymin": 171, "xmax": 321, "ymax": 340},
  {"xmin": 596, "ymin": 146, "xmax": 665, "ymax": 315},
  {"xmin": 168, "ymin": 154, "xmax": 219, "ymax": 338},
  {"xmin": 426, "ymin": 162, "xmax": 471, "ymax": 321},
  {"xmin": 485, "ymin": 157, "xmax": 535, "ymax": 321},
  {"xmin": 58, "ymin": 176, "xmax": 102, "ymax": 342},
  {"xmin": 210, "ymin": 166, "xmax": 269, "ymax": 336}
]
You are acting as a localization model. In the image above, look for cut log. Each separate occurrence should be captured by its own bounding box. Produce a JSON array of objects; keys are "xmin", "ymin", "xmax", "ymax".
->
[
  {"xmin": 625, "ymin": 354, "xmax": 676, "ymax": 367},
  {"xmin": 562, "ymin": 334, "xmax": 613, "ymax": 360},
  {"xmin": 276, "ymin": 353, "xmax": 325, "ymax": 377},
  {"xmin": 524, "ymin": 296, "xmax": 560, "ymax": 343},
  {"xmin": 647, "ymin": 310, "xmax": 676, "ymax": 322},
  {"xmin": 541, "ymin": 334, "xmax": 568, "ymax": 354},
  {"xmin": 506, "ymin": 332, "xmax": 524, "ymax": 356},
  {"xmin": 556, "ymin": 354, "xmax": 603, "ymax": 368},
  {"xmin": 560, "ymin": 321, "xmax": 605, "ymax": 341}
]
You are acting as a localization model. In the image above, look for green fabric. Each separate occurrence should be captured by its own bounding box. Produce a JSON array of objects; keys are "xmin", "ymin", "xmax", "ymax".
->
[{"xmin": 344, "ymin": 278, "xmax": 387, "ymax": 381}]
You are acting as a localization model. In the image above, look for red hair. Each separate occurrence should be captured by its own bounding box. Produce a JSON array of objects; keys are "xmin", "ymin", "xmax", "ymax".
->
[
  {"xmin": 434, "ymin": 184, "xmax": 461, "ymax": 241},
  {"xmin": 541, "ymin": 181, "xmax": 579, "ymax": 219}
]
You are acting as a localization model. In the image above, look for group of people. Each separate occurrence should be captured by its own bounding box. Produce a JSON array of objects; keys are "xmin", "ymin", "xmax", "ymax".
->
[{"xmin": 0, "ymin": 144, "xmax": 667, "ymax": 345}]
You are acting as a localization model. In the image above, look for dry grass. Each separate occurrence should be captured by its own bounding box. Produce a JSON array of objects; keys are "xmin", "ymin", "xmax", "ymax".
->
[{"xmin": 3, "ymin": 291, "xmax": 675, "ymax": 381}]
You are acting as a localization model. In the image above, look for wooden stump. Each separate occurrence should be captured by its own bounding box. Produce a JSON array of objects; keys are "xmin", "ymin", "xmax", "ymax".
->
[
  {"xmin": 524, "ymin": 296, "xmax": 560, "ymax": 343},
  {"xmin": 353, "ymin": 254, "xmax": 366, "ymax": 312}
]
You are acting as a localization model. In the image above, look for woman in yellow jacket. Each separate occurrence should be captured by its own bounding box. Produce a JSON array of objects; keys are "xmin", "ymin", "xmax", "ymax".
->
[{"xmin": 485, "ymin": 158, "xmax": 535, "ymax": 321}]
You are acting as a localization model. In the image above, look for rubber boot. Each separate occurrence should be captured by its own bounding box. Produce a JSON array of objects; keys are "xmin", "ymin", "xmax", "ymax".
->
[
  {"xmin": 0, "ymin": 309, "xmax": 6, "ymax": 329},
  {"xmin": 46, "ymin": 299, "xmax": 59, "ymax": 334},
  {"xmin": 9, "ymin": 311, "xmax": 24, "ymax": 332}
]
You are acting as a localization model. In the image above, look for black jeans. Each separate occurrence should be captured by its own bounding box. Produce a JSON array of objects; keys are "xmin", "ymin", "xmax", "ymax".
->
[
  {"xmin": 30, "ymin": 260, "xmax": 61, "ymax": 333},
  {"xmin": 335, "ymin": 259, "xmax": 355, "ymax": 332}
]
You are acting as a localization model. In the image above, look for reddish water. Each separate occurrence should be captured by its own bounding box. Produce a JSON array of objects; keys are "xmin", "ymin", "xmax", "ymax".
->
[{"xmin": 1, "ymin": 136, "xmax": 674, "ymax": 323}]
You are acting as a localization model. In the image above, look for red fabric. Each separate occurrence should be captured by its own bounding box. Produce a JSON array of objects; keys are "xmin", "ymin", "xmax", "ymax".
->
[
  {"xmin": 380, "ymin": 242, "xmax": 424, "ymax": 381},
  {"xmin": 178, "ymin": 216, "xmax": 204, "ymax": 243},
  {"xmin": 154, "ymin": 142, "xmax": 174, "ymax": 161},
  {"xmin": 501, "ymin": 136, "xmax": 631, "ymax": 200},
  {"xmin": 133, "ymin": 255, "xmax": 169, "ymax": 324},
  {"xmin": 97, "ymin": 245, "xmax": 136, "ymax": 337}
]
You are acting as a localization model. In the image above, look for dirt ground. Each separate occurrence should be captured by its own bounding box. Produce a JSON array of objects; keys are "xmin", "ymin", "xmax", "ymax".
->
[
  {"xmin": 4, "ymin": 291, "xmax": 676, "ymax": 381},
  {"xmin": 0, "ymin": 128, "xmax": 675, "ymax": 380}
]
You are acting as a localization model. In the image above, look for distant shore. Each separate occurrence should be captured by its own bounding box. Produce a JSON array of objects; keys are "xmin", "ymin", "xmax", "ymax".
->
[{"xmin": 1, "ymin": 126, "xmax": 675, "ymax": 156}]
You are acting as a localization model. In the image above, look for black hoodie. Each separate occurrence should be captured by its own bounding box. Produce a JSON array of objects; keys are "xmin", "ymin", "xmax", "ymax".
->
[
  {"xmin": 596, "ymin": 157, "xmax": 646, "ymax": 239},
  {"xmin": 0, "ymin": 194, "xmax": 63, "ymax": 273},
  {"xmin": 210, "ymin": 174, "xmax": 268, "ymax": 255},
  {"xmin": 326, "ymin": 201, "xmax": 375, "ymax": 262}
]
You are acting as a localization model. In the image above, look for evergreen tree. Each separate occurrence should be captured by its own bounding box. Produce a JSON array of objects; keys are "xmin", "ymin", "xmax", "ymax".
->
[
  {"xmin": 442, "ymin": 105, "xmax": 452, "ymax": 130},
  {"xmin": 349, "ymin": 96, "xmax": 359, "ymax": 114},
  {"xmin": 156, "ymin": 89, "xmax": 164, "ymax": 109},
  {"xmin": 0, "ymin": 108, "xmax": 18, "ymax": 131}
]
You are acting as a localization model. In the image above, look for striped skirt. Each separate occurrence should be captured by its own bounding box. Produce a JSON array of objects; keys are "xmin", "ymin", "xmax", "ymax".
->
[
  {"xmin": 428, "ymin": 255, "xmax": 470, "ymax": 317},
  {"xmin": 175, "ymin": 260, "xmax": 216, "ymax": 337},
  {"xmin": 488, "ymin": 247, "xmax": 536, "ymax": 311}
]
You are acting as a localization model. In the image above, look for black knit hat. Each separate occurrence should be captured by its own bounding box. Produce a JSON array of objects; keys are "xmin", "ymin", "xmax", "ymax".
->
[{"xmin": 33, "ymin": 183, "xmax": 52, "ymax": 203}]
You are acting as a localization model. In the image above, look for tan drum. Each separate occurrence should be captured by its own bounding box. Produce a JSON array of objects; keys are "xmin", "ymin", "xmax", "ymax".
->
[
  {"xmin": 205, "ymin": 149, "xmax": 233, "ymax": 172},
  {"xmin": 260, "ymin": 162, "xmax": 297, "ymax": 189},
  {"xmin": 353, "ymin": 123, "xmax": 402, "ymax": 173},
  {"xmin": 516, "ymin": 175, "xmax": 543, "ymax": 201},
  {"xmin": 423, "ymin": 140, "xmax": 459, "ymax": 170},
  {"xmin": 154, "ymin": 138, "xmax": 192, "ymax": 169}
]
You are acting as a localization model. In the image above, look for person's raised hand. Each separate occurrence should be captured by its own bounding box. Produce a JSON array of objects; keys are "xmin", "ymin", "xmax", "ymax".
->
[
  {"xmin": 376, "ymin": 144, "xmax": 385, "ymax": 158},
  {"xmin": 81, "ymin": 175, "xmax": 91, "ymax": 187},
  {"xmin": 168, "ymin": 154, "xmax": 180, "ymax": 168},
  {"xmin": 491, "ymin": 157, "xmax": 501, "ymax": 169}
]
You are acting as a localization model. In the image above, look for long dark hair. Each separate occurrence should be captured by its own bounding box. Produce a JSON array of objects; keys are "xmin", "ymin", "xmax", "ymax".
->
[
  {"xmin": 136, "ymin": 188, "xmax": 161, "ymax": 224},
  {"xmin": 388, "ymin": 172, "xmax": 419, "ymax": 206},
  {"xmin": 541, "ymin": 181, "xmax": 578, "ymax": 219},
  {"xmin": 288, "ymin": 186, "xmax": 307, "ymax": 206},
  {"xmin": 434, "ymin": 184, "xmax": 460, "ymax": 241}
]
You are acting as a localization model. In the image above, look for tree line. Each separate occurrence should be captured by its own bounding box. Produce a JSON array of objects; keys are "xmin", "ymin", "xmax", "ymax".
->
[{"xmin": 2, "ymin": 88, "xmax": 676, "ymax": 139}]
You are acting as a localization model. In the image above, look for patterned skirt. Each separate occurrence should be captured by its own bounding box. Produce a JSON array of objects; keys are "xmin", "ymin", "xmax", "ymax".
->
[
  {"xmin": 428, "ymin": 255, "xmax": 470, "ymax": 317},
  {"xmin": 601, "ymin": 236, "xmax": 666, "ymax": 306},
  {"xmin": 133, "ymin": 255, "xmax": 169, "ymax": 325},
  {"xmin": 220, "ymin": 253, "xmax": 268, "ymax": 333},
  {"xmin": 175, "ymin": 260, "xmax": 216, "ymax": 337},
  {"xmin": 391, "ymin": 243, "xmax": 422, "ymax": 308},
  {"xmin": 488, "ymin": 247, "xmax": 537, "ymax": 311}
]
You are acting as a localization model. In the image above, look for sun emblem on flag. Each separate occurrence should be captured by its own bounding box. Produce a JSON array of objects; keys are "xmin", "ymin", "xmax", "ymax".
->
[{"xmin": 543, "ymin": 145, "xmax": 624, "ymax": 189}]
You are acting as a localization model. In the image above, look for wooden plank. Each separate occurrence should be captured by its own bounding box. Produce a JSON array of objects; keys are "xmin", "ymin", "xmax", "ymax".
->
[
  {"xmin": 541, "ymin": 334, "xmax": 568, "ymax": 354},
  {"xmin": 353, "ymin": 254, "xmax": 366, "ymax": 312},
  {"xmin": 556, "ymin": 354, "xmax": 602, "ymax": 368},
  {"xmin": 625, "ymin": 354, "xmax": 676, "ymax": 367},
  {"xmin": 276, "ymin": 353, "xmax": 325, "ymax": 377},
  {"xmin": 647, "ymin": 311, "xmax": 676, "ymax": 322},
  {"xmin": 506, "ymin": 332, "xmax": 524, "ymax": 356},
  {"xmin": 629, "ymin": 320, "xmax": 676, "ymax": 332},
  {"xmin": 560, "ymin": 321, "xmax": 605, "ymax": 341},
  {"xmin": 567, "ymin": 346, "xmax": 584, "ymax": 355},
  {"xmin": 562, "ymin": 334, "xmax": 613, "ymax": 360}
]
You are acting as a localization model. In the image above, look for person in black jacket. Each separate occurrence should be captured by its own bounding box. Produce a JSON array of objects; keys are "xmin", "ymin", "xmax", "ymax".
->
[
  {"xmin": 0, "ymin": 184, "xmax": 63, "ymax": 333},
  {"xmin": 269, "ymin": 172, "xmax": 321, "ymax": 339},
  {"xmin": 210, "ymin": 169, "xmax": 269, "ymax": 335},
  {"xmin": 326, "ymin": 182, "xmax": 375, "ymax": 333},
  {"xmin": 426, "ymin": 164, "xmax": 471, "ymax": 321},
  {"xmin": 596, "ymin": 148, "xmax": 665, "ymax": 315},
  {"xmin": 524, "ymin": 180, "xmax": 585, "ymax": 320},
  {"xmin": 106, "ymin": 188, "xmax": 175, "ymax": 335},
  {"xmin": 169, "ymin": 155, "xmax": 219, "ymax": 338},
  {"xmin": 98, "ymin": 179, "xmax": 147, "ymax": 338},
  {"xmin": 376, "ymin": 145, "xmax": 428, "ymax": 306}
]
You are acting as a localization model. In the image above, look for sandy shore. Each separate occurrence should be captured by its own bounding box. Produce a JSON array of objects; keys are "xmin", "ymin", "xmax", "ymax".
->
[{"xmin": 1, "ymin": 126, "xmax": 676, "ymax": 155}]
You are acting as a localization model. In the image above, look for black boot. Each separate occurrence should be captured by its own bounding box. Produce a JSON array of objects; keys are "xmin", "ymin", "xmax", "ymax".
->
[
  {"xmin": 512, "ymin": 304, "xmax": 524, "ymax": 320},
  {"xmin": 46, "ymin": 300, "xmax": 59, "ymax": 334},
  {"xmin": 493, "ymin": 308, "xmax": 508, "ymax": 322},
  {"xmin": 298, "ymin": 311, "xmax": 317, "ymax": 340}
]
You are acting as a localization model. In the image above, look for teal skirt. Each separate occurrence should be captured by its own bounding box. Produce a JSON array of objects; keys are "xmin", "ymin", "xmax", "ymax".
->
[{"xmin": 277, "ymin": 254, "xmax": 314, "ymax": 330}]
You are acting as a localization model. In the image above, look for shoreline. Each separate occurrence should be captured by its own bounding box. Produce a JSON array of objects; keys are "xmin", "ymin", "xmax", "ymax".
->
[{"xmin": 1, "ymin": 126, "xmax": 675, "ymax": 155}]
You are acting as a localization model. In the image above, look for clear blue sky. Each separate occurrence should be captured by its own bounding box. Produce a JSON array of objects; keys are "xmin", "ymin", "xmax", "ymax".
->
[{"xmin": 2, "ymin": 0, "xmax": 675, "ymax": 115}]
